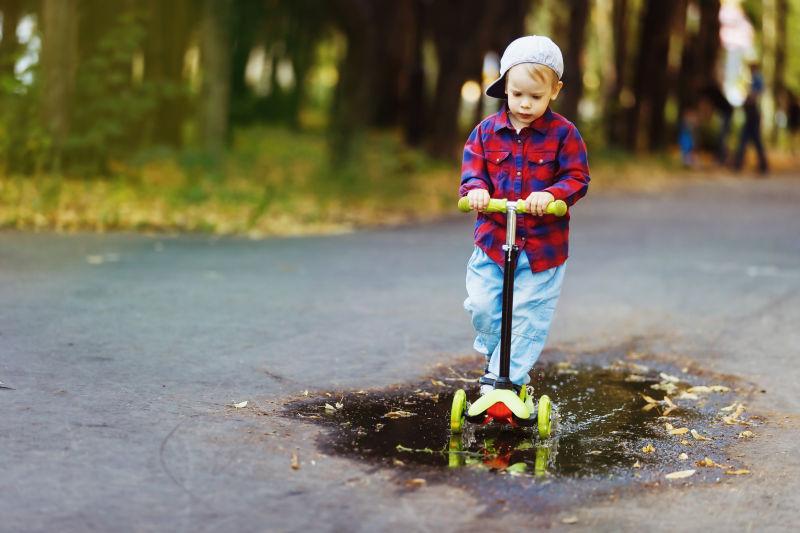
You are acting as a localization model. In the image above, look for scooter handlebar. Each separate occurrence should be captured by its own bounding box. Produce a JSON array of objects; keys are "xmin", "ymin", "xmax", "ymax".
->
[{"xmin": 458, "ymin": 197, "xmax": 568, "ymax": 217}]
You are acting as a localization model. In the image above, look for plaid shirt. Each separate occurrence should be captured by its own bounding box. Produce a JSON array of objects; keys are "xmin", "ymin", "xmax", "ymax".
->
[{"xmin": 459, "ymin": 105, "xmax": 590, "ymax": 272}]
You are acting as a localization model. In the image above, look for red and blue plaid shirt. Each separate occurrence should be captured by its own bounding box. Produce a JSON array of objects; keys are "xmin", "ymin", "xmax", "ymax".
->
[{"xmin": 459, "ymin": 105, "xmax": 590, "ymax": 272}]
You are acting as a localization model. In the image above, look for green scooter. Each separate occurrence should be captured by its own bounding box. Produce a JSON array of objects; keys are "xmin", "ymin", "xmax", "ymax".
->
[{"xmin": 451, "ymin": 196, "xmax": 567, "ymax": 440}]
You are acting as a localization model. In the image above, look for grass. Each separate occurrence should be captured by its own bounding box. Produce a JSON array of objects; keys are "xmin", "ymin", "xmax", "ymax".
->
[{"xmin": 1, "ymin": 126, "xmax": 796, "ymax": 236}]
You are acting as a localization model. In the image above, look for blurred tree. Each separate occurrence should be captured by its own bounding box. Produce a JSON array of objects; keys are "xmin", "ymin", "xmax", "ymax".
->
[
  {"xmin": 0, "ymin": 0, "xmax": 22, "ymax": 75},
  {"xmin": 425, "ymin": 0, "xmax": 526, "ymax": 158},
  {"xmin": 605, "ymin": 0, "xmax": 631, "ymax": 146},
  {"xmin": 200, "ymin": 0, "xmax": 232, "ymax": 154},
  {"xmin": 677, "ymin": 0, "xmax": 721, "ymax": 119},
  {"xmin": 143, "ymin": 0, "xmax": 195, "ymax": 147},
  {"xmin": 627, "ymin": 0, "xmax": 683, "ymax": 150},
  {"xmin": 40, "ymin": 0, "xmax": 78, "ymax": 171},
  {"xmin": 557, "ymin": 0, "xmax": 590, "ymax": 121}
]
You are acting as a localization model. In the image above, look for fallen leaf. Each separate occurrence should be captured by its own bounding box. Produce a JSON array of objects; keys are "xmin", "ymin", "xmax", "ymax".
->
[
  {"xmin": 725, "ymin": 469, "xmax": 750, "ymax": 475},
  {"xmin": 680, "ymin": 439, "xmax": 690, "ymax": 445},
  {"xmin": 660, "ymin": 372, "xmax": 681, "ymax": 383},
  {"xmin": 392, "ymin": 458, "xmax": 405, "ymax": 466},
  {"xmin": 303, "ymin": 390, "xmax": 309, "ymax": 396},
  {"xmin": 690, "ymin": 429, "xmax": 710, "ymax": 441},
  {"xmin": 290, "ymin": 451, "xmax": 300, "ymax": 470},
  {"xmin": 405, "ymin": 478, "xmax": 426, "ymax": 488},
  {"xmin": 561, "ymin": 516, "xmax": 579, "ymax": 524},
  {"xmin": 625, "ymin": 374, "xmax": 647, "ymax": 382},
  {"xmin": 720, "ymin": 402, "xmax": 738, "ymax": 412},
  {"xmin": 663, "ymin": 396, "xmax": 677, "ymax": 408},
  {"xmin": 710, "ymin": 385, "xmax": 730, "ymax": 392},
  {"xmin": 651, "ymin": 382, "xmax": 678, "ymax": 394},
  {"xmin": 384, "ymin": 410, "xmax": 415, "ymax": 419},
  {"xmin": 335, "ymin": 402, "xmax": 344, "ymax": 409},
  {"xmin": 431, "ymin": 379, "xmax": 446, "ymax": 387},
  {"xmin": 324, "ymin": 403, "xmax": 337, "ymax": 412},
  {"xmin": 662, "ymin": 406, "xmax": 677, "ymax": 416},
  {"xmin": 665, "ymin": 423, "xmax": 674, "ymax": 431},
  {"xmin": 642, "ymin": 403, "xmax": 658, "ymax": 412},
  {"xmin": 738, "ymin": 431, "xmax": 754, "ymax": 439},
  {"xmin": 587, "ymin": 450, "xmax": 602, "ymax": 455},
  {"xmin": 678, "ymin": 453, "xmax": 689, "ymax": 461},
  {"xmin": 696, "ymin": 457, "xmax": 718, "ymax": 468},
  {"xmin": 675, "ymin": 391, "xmax": 699, "ymax": 401},
  {"xmin": 633, "ymin": 460, "xmax": 641, "ymax": 468},
  {"xmin": 642, "ymin": 443, "xmax": 655, "ymax": 454},
  {"xmin": 669, "ymin": 427, "xmax": 690, "ymax": 436},
  {"xmin": 231, "ymin": 401, "xmax": 248, "ymax": 408},
  {"xmin": 665, "ymin": 469, "xmax": 696, "ymax": 480},
  {"xmin": 641, "ymin": 394, "xmax": 659, "ymax": 404},
  {"xmin": 687, "ymin": 385, "xmax": 712, "ymax": 394}
]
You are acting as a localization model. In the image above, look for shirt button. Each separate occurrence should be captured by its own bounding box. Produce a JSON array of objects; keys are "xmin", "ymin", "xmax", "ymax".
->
[
  {"xmin": 516, "ymin": 171, "xmax": 521, "ymax": 176},
  {"xmin": 496, "ymin": 158, "xmax": 501, "ymax": 162},
  {"xmin": 517, "ymin": 139, "xmax": 521, "ymax": 144},
  {"xmin": 538, "ymin": 158, "xmax": 544, "ymax": 163}
]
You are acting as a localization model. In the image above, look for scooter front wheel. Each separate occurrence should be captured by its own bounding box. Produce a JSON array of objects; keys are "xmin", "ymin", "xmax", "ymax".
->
[
  {"xmin": 450, "ymin": 389, "xmax": 467, "ymax": 433},
  {"xmin": 537, "ymin": 394, "xmax": 553, "ymax": 440}
]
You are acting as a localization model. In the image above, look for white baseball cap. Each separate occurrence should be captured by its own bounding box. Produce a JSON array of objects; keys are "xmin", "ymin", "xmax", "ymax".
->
[{"xmin": 485, "ymin": 35, "xmax": 564, "ymax": 99}]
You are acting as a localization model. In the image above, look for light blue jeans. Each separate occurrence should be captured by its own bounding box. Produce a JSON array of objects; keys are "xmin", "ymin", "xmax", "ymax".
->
[{"xmin": 464, "ymin": 247, "xmax": 565, "ymax": 386}]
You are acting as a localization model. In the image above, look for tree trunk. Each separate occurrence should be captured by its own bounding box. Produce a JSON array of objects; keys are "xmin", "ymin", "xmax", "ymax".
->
[
  {"xmin": 328, "ymin": 0, "xmax": 378, "ymax": 165},
  {"xmin": 144, "ymin": 0, "xmax": 194, "ymax": 147},
  {"xmin": 627, "ymin": 0, "xmax": 682, "ymax": 151},
  {"xmin": 200, "ymin": 0, "xmax": 231, "ymax": 154},
  {"xmin": 403, "ymin": 0, "xmax": 426, "ymax": 146},
  {"xmin": 40, "ymin": 0, "xmax": 79, "ymax": 171},
  {"xmin": 0, "ymin": 0, "xmax": 22, "ymax": 75},
  {"xmin": 425, "ymin": 0, "xmax": 526, "ymax": 158},
  {"xmin": 677, "ymin": 0, "xmax": 721, "ymax": 118},
  {"xmin": 606, "ymin": 0, "xmax": 629, "ymax": 146},
  {"xmin": 558, "ymin": 0, "xmax": 590, "ymax": 121}
]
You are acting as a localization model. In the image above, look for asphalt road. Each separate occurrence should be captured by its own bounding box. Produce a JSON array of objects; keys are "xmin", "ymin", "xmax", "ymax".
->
[{"xmin": 2, "ymin": 175, "xmax": 799, "ymax": 532}]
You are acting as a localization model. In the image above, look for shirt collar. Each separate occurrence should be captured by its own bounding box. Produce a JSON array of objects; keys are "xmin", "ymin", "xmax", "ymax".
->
[{"xmin": 494, "ymin": 104, "xmax": 552, "ymax": 135}]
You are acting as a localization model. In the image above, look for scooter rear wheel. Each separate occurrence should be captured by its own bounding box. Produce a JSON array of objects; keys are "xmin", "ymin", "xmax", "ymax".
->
[
  {"xmin": 537, "ymin": 394, "xmax": 552, "ymax": 439},
  {"xmin": 450, "ymin": 389, "xmax": 467, "ymax": 433}
]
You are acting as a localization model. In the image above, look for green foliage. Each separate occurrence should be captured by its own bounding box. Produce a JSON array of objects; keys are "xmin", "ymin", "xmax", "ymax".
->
[{"xmin": 65, "ymin": 10, "xmax": 157, "ymax": 174}]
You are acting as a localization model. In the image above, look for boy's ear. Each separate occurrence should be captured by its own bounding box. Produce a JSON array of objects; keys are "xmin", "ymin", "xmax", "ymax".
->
[{"xmin": 551, "ymin": 81, "xmax": 564, "ymax": 101}]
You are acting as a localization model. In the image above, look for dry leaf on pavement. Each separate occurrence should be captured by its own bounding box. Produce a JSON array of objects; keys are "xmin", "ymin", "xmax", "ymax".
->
[
  {"xmin": 725, "ymin": 469, "xmax": 750, "ymax": 475},
  {"xmin": 691, "ymin": 429, "xmax": 710, "ymax": 441},
  {"xmin": 384, "ymin": 410, "xmax": 416, "ymax": 418},
  {"xmin": 642, "ymin": 443, "xmax": 655, "ymax": 453},
  {"xmin": 665, "ymin": 469, "xmax": 696, "ymax": 480},
  {"xmin": 291, "ymin": 451, "xmax": 300, "ymax": 470}
]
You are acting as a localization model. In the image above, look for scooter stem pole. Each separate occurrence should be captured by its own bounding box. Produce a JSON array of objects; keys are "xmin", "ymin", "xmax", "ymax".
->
[{"xmin": 496, "ymin": 201, "xmax": 519, "ymax": 390}]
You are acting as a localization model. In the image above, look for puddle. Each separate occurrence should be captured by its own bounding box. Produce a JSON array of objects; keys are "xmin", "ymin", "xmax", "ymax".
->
[{"xmin": 285, "ymin": 353, "xmax": 756, "ymax": 501}]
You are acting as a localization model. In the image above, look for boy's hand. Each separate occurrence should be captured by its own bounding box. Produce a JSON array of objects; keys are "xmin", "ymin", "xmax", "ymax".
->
[
  {"xmin": 467, "ymin": 189, "xmax": 490, "ymax": 211},
  {"xmin": 525, "ymin": 191, "xmax": 555, "ymax": 216}
]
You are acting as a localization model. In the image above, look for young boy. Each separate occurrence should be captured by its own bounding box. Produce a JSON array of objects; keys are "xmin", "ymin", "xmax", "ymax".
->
[{"xmin": 459, "ymin": 35, "xmax": 590, "ymax": 395}]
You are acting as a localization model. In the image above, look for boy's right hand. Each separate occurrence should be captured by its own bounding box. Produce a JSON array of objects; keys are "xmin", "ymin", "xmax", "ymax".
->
[{"xmin": 467, "ymin": 189, "xmax": 490, "ymax": 211}]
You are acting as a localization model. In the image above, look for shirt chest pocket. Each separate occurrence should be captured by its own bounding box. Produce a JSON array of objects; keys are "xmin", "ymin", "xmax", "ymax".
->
[
  {"xmin": 485, "ymin": 150, "xmax": 512, "ymax": 184},
  {"xmin": 527, "ymin": 151, "xmax": 557, "ymax": 186}
]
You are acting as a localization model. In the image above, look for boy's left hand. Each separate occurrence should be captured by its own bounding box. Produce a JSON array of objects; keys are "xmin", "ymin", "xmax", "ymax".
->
[{"xmin": 525, "ymin": 191, "xmax": 555, "ymax": 216}]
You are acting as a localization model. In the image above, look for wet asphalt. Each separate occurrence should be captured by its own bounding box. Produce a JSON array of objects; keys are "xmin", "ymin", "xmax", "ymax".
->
[{"xmin": 1, "ymin": 174, "xmax": 799, "ymax": 532}]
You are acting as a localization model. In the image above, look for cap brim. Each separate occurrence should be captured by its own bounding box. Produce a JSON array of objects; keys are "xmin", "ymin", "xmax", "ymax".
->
[{"xmin": 485, "ymin": 77, "xmax": 506, "ymax": 99}]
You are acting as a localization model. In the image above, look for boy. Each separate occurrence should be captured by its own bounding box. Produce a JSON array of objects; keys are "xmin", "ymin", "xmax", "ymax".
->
[{"xmin": 459, "ymin": 35, "xmax": 590, "ymax": 395}]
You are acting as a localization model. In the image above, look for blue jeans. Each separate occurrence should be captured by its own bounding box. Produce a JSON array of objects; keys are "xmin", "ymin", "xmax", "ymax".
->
[{"xmin": 464, "ymin": 247, "xmax": 565, "ymax": 386}]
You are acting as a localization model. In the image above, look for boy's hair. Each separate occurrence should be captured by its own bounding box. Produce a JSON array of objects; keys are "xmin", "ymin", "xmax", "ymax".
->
[{"xmin": 506, "ymin": 63, "xmax": 561, "ymax": 92}]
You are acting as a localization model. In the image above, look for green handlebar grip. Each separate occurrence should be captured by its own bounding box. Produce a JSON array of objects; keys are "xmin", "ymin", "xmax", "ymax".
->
[{"xmin": 458, "ymin": 197, "xmax": 568, "ymax": 217}]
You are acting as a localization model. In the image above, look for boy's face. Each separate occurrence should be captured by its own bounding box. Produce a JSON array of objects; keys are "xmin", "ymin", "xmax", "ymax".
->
[{"xmin": 505, "ymin": 64, "xmax": 562, "ymax": 128}]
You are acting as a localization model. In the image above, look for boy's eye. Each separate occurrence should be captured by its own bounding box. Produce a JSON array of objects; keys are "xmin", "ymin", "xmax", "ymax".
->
[{"xmin": 512, "ymin": 92, "xmax": 522, "ymax": 97}]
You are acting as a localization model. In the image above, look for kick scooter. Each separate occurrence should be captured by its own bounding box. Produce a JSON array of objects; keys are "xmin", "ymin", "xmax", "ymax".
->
[{"xmin": 450, "ymin": 196, "xmax": 567, "ymax": 440}]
